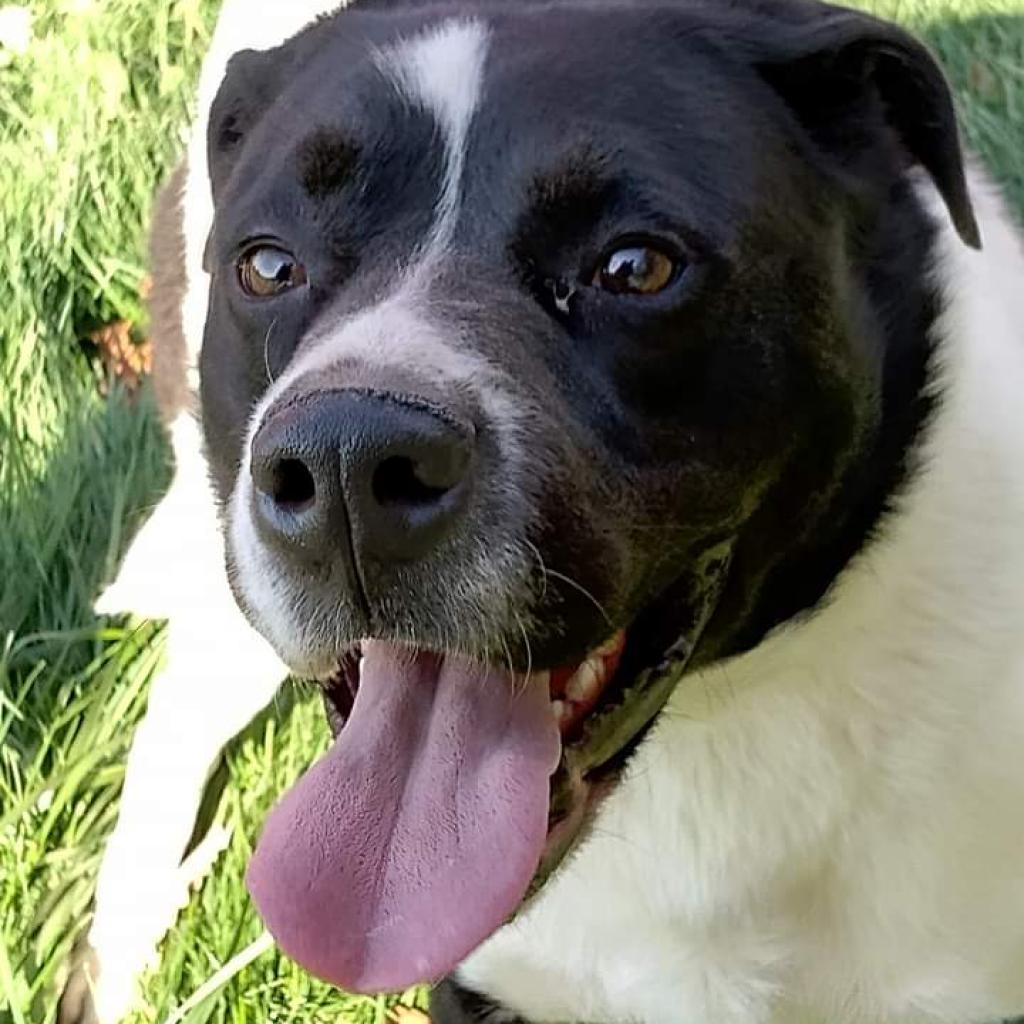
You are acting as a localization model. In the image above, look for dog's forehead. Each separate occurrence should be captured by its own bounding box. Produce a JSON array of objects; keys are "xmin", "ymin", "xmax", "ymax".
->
[
  {"xmin": 292, "ymin": 9, "xmax": 742, "ymax": 152},
  {"xmin": 338, "ymin": 5, "xmax": 748, "ymax": 134},
  {"xmin": 371, "ymin": 14, "xmax": 489, "ymax": 139},
  {"xmin": 206, "ymin": 1, "xmax": 777, "ymax": 422},
  {"xmin": 241, "ymin": 3, "xmax": 765, "ymax": 252}
]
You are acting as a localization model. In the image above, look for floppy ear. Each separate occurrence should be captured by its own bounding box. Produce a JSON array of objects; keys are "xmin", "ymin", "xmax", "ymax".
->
[
  {"xmin": 751, "ymin": 6, "xmax": 981, "ymax": 248},
  {"xmin": 206, "ymin": 47, "xmax": 293, "ymax": 203},
  {"xmin": 203, "ymin": 46, "xmax": 296, "ymax": 272}
]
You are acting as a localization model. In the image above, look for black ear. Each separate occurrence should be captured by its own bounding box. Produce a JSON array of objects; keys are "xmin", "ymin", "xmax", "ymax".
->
[
  {"xmin": 206, "ymin": 47, "xmax": 292, "ymax": 202},
  {"xmin": 204, "ymin": 46, "xmax": 296, "ymax": 272},
  {"xmin": 752, "ymin": 6, "xmax": 981, "ymax": 249}
]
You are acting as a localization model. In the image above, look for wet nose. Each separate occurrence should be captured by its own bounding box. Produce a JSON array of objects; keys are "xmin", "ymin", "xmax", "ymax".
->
[{"xmin": 250, "ymin": 390, "xmax": 475, "ymax": 568}]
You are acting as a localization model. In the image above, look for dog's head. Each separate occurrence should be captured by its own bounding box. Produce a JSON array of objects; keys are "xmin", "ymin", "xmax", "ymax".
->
[{"xmin": 197, "ymin": 0, "xmax": 976, "ymax": 994}]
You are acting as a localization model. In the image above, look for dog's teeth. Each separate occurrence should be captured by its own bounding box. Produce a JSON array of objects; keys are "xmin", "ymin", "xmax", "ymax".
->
[
  {"xmin": 551, "ymin": 699, "xmax": 568, "ymax": 724},
  {"xmin": 566, "ymin": 658, "xmax": 603, "ymax": 703},
  {"xmin": 596, "ymin": 631, "xmax": 625, "ymax": 656}
]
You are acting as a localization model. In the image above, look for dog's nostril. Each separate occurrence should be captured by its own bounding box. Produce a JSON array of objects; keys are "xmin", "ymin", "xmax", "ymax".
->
[
  {"xmin": 272, "ymin": 458, "xmax": 317, "ymax": 511},
  {"xmin": 373, "ymin": 456, "xmax": 451, "ymax": 507},
  {"xmin": 251, "ymin": 393, "xmax": 474, "ymax": 565}
]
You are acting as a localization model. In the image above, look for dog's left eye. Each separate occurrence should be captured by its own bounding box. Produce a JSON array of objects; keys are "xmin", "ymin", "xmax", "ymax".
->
[
  {"xmin": 237, "ymin": 245, "xmax": 308, "ymax": 298},
  {"xmin": 593, "ymin": 243, "xmax": 678, "ymax": 296}
]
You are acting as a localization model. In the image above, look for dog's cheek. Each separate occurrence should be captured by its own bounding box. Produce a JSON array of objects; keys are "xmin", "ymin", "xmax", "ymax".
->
[
  {"xmin": 199, "ymin": 292, "xmax": 269, "ymax": 504},
  {"xmin": 517, "ymin": 404, "xmax": 673, "ymax": 658}
]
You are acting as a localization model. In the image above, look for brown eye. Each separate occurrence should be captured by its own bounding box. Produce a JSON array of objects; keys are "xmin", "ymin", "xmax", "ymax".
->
[
  {"xmin": 237, "ymin": 245, "xmax": 308, "ymax": 298},
  {"xmin": 594, "ymin": 244, "xmax": 678, "ymax": 296}
]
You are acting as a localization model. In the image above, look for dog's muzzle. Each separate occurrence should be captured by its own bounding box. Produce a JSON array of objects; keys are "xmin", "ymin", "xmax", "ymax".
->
[{"xmin": 234, "ymin": 377, "xmax": 732, "ymax": 996}]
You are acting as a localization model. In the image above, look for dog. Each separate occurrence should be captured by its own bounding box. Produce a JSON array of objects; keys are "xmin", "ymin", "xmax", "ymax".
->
[{"xmin": 61, "ymin": 0, "xmax": 1024, "ymax": 1022}]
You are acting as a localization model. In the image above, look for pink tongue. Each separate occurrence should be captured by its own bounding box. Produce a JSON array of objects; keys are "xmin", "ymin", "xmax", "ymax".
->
[{"xmin": 246, "ymin": 641, "xmax": 561, "ymax": 993}]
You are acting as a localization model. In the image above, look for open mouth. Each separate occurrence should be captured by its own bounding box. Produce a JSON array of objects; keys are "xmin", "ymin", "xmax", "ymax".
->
[
  {"xmin": 319, "ymin": 626, "xmax": 685, "ymax": 881},
  {"xmin": 322, "ymin": 631, "xmax": 627, "ymax": 754},
  {"xmin": 245, "ymin": 549, "xmax": 729, "ymax": 997}
]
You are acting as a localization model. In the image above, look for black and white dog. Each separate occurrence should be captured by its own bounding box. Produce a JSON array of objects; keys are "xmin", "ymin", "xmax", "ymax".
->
[{"xmin": 67, "ymin": 0, "xmax": 1024, "ymax": 1021}]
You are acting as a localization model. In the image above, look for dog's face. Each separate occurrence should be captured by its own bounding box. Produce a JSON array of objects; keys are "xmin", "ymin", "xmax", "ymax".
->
[{"xmin": 197, "ymin": 0, "xmax": 975, "ymax": 997}]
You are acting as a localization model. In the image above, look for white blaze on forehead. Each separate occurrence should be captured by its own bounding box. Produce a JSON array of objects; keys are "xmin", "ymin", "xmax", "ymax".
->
[
  {"xmin": 374, "ymin": 18, "xmax": 491, "ymax": 256},
  {"xmin": 288, "ymin": 297, "xmax": 502, "ymax": 392},
  {"xmin": 377, "ymin": 17, "xmax": 490, "ymax": 139}
]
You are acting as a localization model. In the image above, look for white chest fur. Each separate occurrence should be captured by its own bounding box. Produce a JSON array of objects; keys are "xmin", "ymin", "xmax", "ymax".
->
[{"xmin": 461, "ymin": 178, "xmax": 1024, "ymax": 1024}]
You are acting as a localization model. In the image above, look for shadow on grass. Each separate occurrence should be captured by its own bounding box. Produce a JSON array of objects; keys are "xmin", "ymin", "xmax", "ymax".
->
[{"xmin": 1, "ymin": 384, "xmax": 168, "ymax": 632}]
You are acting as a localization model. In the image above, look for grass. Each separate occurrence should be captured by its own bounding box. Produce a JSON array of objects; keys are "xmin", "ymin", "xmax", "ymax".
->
[{"xmin": 0, "ymin": 1, "xmax": 1021, "ymax": 1022}]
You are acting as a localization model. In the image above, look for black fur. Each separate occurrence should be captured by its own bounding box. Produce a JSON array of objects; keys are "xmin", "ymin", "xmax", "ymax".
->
[
  {"xmin": 199, "ymin": 0, "xmax": 972, "ymax": 676},
  {"xmin": 298, "ymin": 128, "xmax": 361, "ymax": 199},
  {"xmin": 431, "ymin": 978, "xmax": 523, "ymax": 1024},
  {"xmin": 193, "ymin": 3, "xmax": 976, "ymax": 1012}
]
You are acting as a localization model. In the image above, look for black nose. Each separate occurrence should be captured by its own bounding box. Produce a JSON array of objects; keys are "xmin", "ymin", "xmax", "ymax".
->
[{"xmin": 250, "ymin": 390, "xmax": 475, "ymax": 570}]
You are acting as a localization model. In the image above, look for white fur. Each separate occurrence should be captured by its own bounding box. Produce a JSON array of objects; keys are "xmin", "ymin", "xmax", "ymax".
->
[
  {"xmin": 87, "ymin": 0, "xmax": 1024, "ymax": 1018},
  {"xmin": 95, "ymin": 415, "xmax": 225, "ymax": 622},
  {"xmin": 461, "ymin": 175, "xmax": 1024, "ymax": 1024},
  {"xmin": 374, "ymin": 19, "xmax": 490, "ymax": 260}
]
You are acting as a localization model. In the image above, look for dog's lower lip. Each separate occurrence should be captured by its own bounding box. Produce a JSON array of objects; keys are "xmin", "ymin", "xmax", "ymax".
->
[{"xmin": 321, "ymin": 645, "xmax": 360, "ymax": 735}]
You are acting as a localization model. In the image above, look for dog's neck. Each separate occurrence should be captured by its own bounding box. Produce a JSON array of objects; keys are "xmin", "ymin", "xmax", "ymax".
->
[{"xmin": 798, "ymin": 168, "xmax": 1024, "ymax": 689}]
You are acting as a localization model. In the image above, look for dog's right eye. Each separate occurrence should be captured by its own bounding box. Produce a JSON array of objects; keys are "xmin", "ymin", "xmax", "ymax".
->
[
  {"xmin": 593, "ymin": 241, "xmax": 679, "ymax": 297},
  {"xmin": 237, "ymin": 245, "xmax": 308, "ymax": 299}
]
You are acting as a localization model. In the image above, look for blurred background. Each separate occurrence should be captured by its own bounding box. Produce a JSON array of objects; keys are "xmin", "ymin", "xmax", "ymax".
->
[{"xmin": 0, "ymin": 1, "xmax": 1021, "ymax": 1021}]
